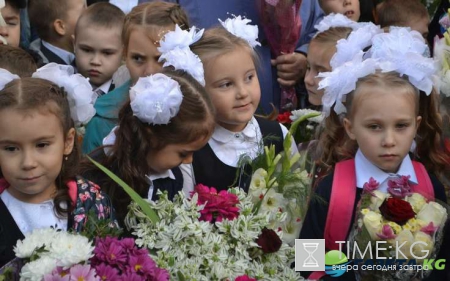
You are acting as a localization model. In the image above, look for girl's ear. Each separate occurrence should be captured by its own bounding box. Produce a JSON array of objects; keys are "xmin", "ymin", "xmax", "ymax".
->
[
  {"xmin": 343, "ymin": 117, "xmax": 356, "ymax": 140},
  {"xmin": 415, "ymin": 116, "xmax": 422, "ymax": 131},
  {"xmin": 64, "ymin": 128, "xmax": 76, "ymax": 155}
]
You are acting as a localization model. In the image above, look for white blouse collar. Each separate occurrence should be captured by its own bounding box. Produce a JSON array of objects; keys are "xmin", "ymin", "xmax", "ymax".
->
[
  {"xmin": 211, "ymin": 117, "xmax": 258, "ymax": 144},
  {"xmin": 355, "ymin": 149, "xmax": 418, "ymax": 189}
]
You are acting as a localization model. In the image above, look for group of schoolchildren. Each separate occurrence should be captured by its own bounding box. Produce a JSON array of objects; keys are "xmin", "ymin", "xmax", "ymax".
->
[{"xmin": 0, "ymin": 0, "xmax": 449, "ymax": 280}]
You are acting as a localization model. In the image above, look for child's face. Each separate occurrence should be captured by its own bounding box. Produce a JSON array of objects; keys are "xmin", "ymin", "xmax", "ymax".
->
[
  {"xmin": 147, "ymin": 136, "xmax": 209, "ymax": 174},
  {"xmin": 343, "ymin": 87, "xmax": 421, "ymax": 173},
  {"xmin": 304, "ymin": 41, "xmax": 334, "ymax": 106},
  {"xmin": 204, "ymin": 47, "xmax": 261, "ymax": 132},
  {"xmin": 321, "ymin": 0, "xmax": 360, "ymax": 22},
  {"xmin": 0, "ymin": 108, "xmax": 75, "ymax": 203},
  {"xmin": 74, "ymin": 25, "xmax": 123, "ymax": 87},
  {"xmin": 0, "ymin": 2, "xmax": 20, "ymax": 47},
  {"xmin": 126, "ymin": 26, "xmax": 166, "ymax": 85}
]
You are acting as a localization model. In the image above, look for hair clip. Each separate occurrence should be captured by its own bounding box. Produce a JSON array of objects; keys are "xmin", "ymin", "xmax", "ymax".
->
[{"xmin": 0, "ymin": 68, "xmax": 19, "ymax": 91}]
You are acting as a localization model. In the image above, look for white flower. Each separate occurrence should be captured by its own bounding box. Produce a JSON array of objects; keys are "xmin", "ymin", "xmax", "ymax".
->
[
  {"xmin": 314, "ymin": 13, "xmax": 359, "ymax": 33},
  {"xmin": 248, "ymin": 168, "xmax": 268, "ymax": 201},
  {"xmin": 32, "ymin": 63, "xmax": 97, "ymax": 126},
  {"xmin": 416, "ymin": 201, "xmax": 448, "ymax": 227},
  {"xmin": 362, "ymin": 210, "xmax": 383, "ymax": 240},
  {"xmin": 130, "ymin": 73, "xmax": 183, "ymax": 125},
  {"xmin": 159, "ymin": 47, "xmax": 205, "ymax": 86},
  {"xmin": 261, "ymin": 188, "xmax": 287, "ymax": 213},
  {"xmin": 219, "ymin": 15, "xmax": 261, "ymax": 48},
  {"xmin": 369, "ymin": 190, "xmax": 387, "ymax": 211},
  {"xmin": 14, "ymin": 228, "xmax": 58, "ymax": 258},
  {"xmin": 20, "ymin": 256, "xmax": 57, "ymax": 281},
  {"xmin": 406, "ymin": 193, "xmax": 427, "ymax": 213},
  {"xmin": 412, "ymin": 231, "xmax": 433, "ymax": 260},
  {"xmin": 158, "ymin": 25, "xmax": 204, "ymax": 53},
  {"xmin": 394, "ymin": 229, "xmax": 415, "ymax": 259},
  {"xmin": 289, "ymin": 109, "xmax": 323, "ymax": 123},
  {"xmin": 0, "ymin": 68, "xmax": 19, "ymax": 91},
  {"xmin": 46, "ymin": 232, "xmax": 94, "ymax": 268}
]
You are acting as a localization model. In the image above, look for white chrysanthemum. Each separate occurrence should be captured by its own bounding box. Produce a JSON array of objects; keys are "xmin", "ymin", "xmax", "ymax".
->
[
  {"xmin": 130, "ymin": 73, "xmax": 183, "ymax": 125},
  {"xmin": 14, "ymin": 228, "xmax": 58, "ymax": 258},
  {"xmin": 158, "ymin": 25, "xmax": 204, "ymax": 53},
  {"xmin": 159, "ymin": 47, "xmax": 205, "ymax": 86},
  {"xmin": 32, "ymin": 63, "xmax": 97, "ymax": 126},
  {"xmin": 0, "ymin": 68, "xmax": 19, "ymax": 91},
  {"xmin": 47, "ymin": 232, "xmax": 94, "ymax": 268},
  {"xmin": 20, "ymin": 256, "xmax": 57, "ymax": 281},
  {"xmin": 219, "ymin": 15, "xmax": 261, "ymax": 48}
]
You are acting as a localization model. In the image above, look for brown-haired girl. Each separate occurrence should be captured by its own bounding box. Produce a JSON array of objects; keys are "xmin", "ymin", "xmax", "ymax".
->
[
  {"xmin": 0, "ymin": 73, "xmax": 117, "ymax": 268},
  {"xmin": 182, "ymin": 17, "xmax": 298, "ymax": 192},
  {"xmin": 300, "ymin": 27, "xmax": 449, "ymax": 280},
  {"xmin": 82, "ymin": 1, "xmax": 190, "ymax": 154},
  {"xmin": 80, "ymin": 69, "xmax": 216, "ymax": 228}
]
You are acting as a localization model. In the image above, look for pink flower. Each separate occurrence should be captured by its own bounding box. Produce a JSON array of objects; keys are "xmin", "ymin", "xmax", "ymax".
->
[
  {"xmin": 376, "ymin": 225, "xmax": 397, "ymax": 240},
  {"xmin": 94, "ymin": 264, "xmax": 119, "ymax": 281},
  {"xmin": 79, "ymin": 192, "xmax": 91, "ymax": 202},
  {"xmin": 387, "ymin": 176, "xmax": 412, "ymax": 198},
  {"xmin": 128, "ymin": 254, "xmax": 157, "ymax": 276},
  {"xmin": 420, "ymin": 222, "xmax": 439, "ymax": 236},
  {"xmin": 68, "ymin": 264, "xmax": 98, "ymax": 281},
  {"xmin": 194, "ymin": 184, "xmax": 240, "ymax": 222},
  {"xmin": 235, "ymin": 275, "xmax": 257, "ymax": 281},
  {"xmin": 363, "ymin": 177, "xmax": 379, "ymax": 195}
]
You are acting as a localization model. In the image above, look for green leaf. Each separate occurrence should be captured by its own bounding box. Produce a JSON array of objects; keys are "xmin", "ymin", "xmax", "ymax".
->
[
  {"xmin": 87, "ymin": 156, "xmax": 160, "ymax": 224},
  {"xmin": 289, "ymin": 112, "xmax": 321, "ymax": 137}
]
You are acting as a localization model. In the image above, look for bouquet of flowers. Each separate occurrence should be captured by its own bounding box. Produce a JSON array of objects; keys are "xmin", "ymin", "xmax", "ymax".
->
[
  {"xmin": 258, "ymin": 0, "xmax": 302, "ymax": 110},
  {"xmin": 124, "ymin": 186, "xmax": 302, "ymax": 280},
  {"xmin": 245, "ymin": 110, "xmax": 322, "ymax": 246},
  {"xmin": 348, "ymin": 177, "xmax": 449, "ymax": 280},
  {"xmin": 0, "ymin": 226, "xmax": 167, "ymax": 280}
]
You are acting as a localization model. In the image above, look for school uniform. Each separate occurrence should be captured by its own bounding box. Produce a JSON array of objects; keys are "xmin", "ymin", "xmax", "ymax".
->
[
  {"xmin": 28, "ymin": 39, "xmax": 76, "ymax": 67},
  {"xmin": 187, "ymin": 116, "xmax": 296, "ymax": 193},
  {"xmin": 0, "ymin": 176, "xmax": 117, "ymax": 268},
  {"xmin": 299, "ymin": 150, "xmax": 449, "ymax": 280},
  {"xmin": 82, "ymin": 134, "xmax": 184, "ymax": 228},
  {"xmin": 82, "ymin": 79, "xmax": 131, "ymax": 154}
]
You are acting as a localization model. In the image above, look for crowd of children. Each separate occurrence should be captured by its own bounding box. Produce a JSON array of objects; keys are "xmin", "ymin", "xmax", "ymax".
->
[{"xmin": 0, "ymin": 0, "xmax": 449, "ymax": 279}]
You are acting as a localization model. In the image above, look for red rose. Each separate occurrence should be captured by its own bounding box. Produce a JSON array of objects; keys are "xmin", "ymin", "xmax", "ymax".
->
[
  {"xmin": 379, "ymin": 198, "xmax": 415, "ymax": 225},
  {"xmin": 256, "ymin": 228, "xmax": 282, "ymax": 253},
  {"xmin": 277, "ymin": 112, "xmax": 292, "ymax": 124}
]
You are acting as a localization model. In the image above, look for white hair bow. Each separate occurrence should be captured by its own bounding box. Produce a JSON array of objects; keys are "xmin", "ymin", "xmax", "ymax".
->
[
  {"xmin": 158, "ymin": 25, "xmax": 205, "ymax": 86},
  {"xmin": 130, "ymin": 74, "xmax": 183, "ymax": 125},
  {"xmin": 219, "ymin": 15, "xmax": 261, "ymax": 48},
  {"xmin": 31, "ymin": 63, "xmax": 97, "ymax": 126},
  {"xmin": 0, "ymin": 68, "xmax": 19, "ymax": 91}
]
